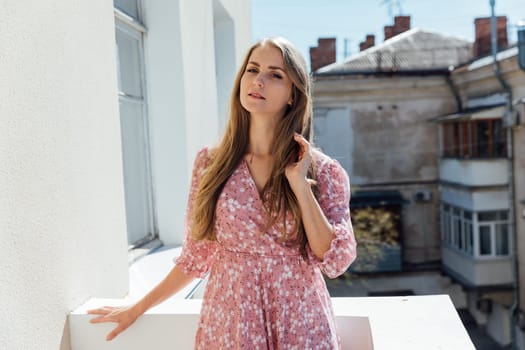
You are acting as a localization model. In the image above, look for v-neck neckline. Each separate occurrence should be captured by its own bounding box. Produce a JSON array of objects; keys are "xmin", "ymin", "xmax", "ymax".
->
[{"xmin": 241, "ymin": 158, "xmax": 267, "ymax": 202}]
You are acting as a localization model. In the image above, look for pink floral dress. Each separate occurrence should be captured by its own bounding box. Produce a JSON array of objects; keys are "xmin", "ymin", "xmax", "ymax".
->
[{"xmin": 175, "ymin": 147, "xmax": 356, "ymax": 349}]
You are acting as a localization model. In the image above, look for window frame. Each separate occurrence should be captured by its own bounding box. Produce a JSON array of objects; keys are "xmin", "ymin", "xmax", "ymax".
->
[
  {"xmin": 114, "ymin": 1, "xmax": 158, "ymax": 249},
  {"xmin": 441, "ymin": 204, "xmax": 510, "ymax": 259},
  {"xmin": 441, "ymin": 118, "xmax": 507, "ymax": 159}
]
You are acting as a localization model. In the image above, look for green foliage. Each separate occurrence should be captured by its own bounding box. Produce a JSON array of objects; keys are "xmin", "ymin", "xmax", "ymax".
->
[{"xmin": 350, "ymin": 207, "xmax": 400, "ymax": 273}]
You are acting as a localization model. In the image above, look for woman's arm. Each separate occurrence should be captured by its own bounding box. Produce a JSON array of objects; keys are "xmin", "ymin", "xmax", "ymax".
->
[
  {"xmin": 88, "ymin": 265, "xmax": 195, "ymax": 341},
  {"xmin": 285, "ymin": 133, "xmax": 335, "ymax": 259}
]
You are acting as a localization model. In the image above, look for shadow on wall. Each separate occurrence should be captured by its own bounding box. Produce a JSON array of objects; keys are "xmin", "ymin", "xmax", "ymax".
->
[{"xmin": 61, "ymin": 317, "xmax": 71, "ymax": 350}]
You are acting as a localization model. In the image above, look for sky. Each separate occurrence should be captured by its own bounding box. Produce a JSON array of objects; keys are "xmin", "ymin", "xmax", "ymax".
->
[{"xmin": 251, "ymin": 0, "xmax": 525, "ymax": 70}]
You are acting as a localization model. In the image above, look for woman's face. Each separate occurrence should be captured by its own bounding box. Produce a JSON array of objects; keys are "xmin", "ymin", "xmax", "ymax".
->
[{"xmin": 239, "ymin": 44, "xmax": 293, "ymax": 120}]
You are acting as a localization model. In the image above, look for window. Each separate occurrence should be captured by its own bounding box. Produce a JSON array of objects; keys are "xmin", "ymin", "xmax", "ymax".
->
[
  {"xmin": 442, "ymin": 119, "xmax": 506, "ymax": 158},
  {"xmin": 441, "ymin": 205, "xmax": 510, "ymax": 258},
  {"xmin": 114, "ymin": 0, "xmax": 140, "ymax": 18},
  {"xmin": 479, "ymin": 225, "xmax": 491, "ymax": 255},
  {"xmin": 114, "ymin": 1, "xmax": 157, "ymax": 246}
]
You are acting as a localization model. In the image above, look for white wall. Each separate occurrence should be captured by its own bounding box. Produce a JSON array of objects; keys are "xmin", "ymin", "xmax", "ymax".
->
[
  {"xmin": 0, "ymin": 1, "xmax": 129, "ymax": 350},
  {"xmin": 70, "ymin": 295, "xmax": 474, "ymax": 350},
  {"xmin": 442, "ymin": 247, "xmax": 514, "ymax": 286},
  {"xmin": 441, "ymin": 186, "xmax": 509, "ymax": 211},
  {"xmin": 144, "ymin": 0, "xmax": 251, "ymax": 245},
  {"xmin": 1, "ymin": 0, "xmax": 251, "ymax": 348}
]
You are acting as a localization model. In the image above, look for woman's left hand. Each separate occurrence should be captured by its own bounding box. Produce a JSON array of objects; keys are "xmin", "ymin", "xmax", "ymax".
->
[{"xmin": 285, "ymin": 133, "xmax": 313, "ymax": 192}]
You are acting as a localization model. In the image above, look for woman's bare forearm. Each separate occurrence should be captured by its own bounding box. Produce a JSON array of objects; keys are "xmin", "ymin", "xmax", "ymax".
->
[
  {"xmin": 132, "ymin": 265, "xmax": 196, "ymax": 316},
  {"xmin": 294, "ymin": 181, "xmax": 334, "ymax": 259}
]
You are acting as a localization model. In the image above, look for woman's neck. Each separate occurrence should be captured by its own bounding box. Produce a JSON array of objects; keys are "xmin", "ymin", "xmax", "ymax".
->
[{"xmin": 247, "ymin": 115, "xmax": 278, "ymax": 156}]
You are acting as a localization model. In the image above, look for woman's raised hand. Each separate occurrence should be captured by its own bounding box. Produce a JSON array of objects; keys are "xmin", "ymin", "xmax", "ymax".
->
[
  {"xmin": 88, "ymin": 304, "xmax": 140, "ymax": 341},
  {"xmin": 285, "ymin": 133, "xmax": 313, "ymax": 192}
]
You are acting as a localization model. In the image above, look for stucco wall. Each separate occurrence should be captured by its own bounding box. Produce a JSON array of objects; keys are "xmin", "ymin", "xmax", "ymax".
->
[
  {"xmin": 0, "ymin": 1, "xmax": 129, "ymax": 350},
  {"xmin": 0, "ymin": 1, "xmax": 252, "ymax": 348},
  {"xmin": 144, "ymin": 0, "xmax": 251, "ymax": 245}
]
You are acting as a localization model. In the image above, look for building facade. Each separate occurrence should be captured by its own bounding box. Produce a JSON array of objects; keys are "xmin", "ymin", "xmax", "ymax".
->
[
  {"xmin": 313, "ymin": 21, "xmax": 473, "ymax": 268},
  {"xmin": 0, "ymin": 1, "xmax": 251, "ymax": 349},
  {"xmin": 312, "ymin": 15, "xmax": 525, "ymax": 348},
  {"xmin": 436, "ymin": 44, "xmax": 525, "ymax": 347}
]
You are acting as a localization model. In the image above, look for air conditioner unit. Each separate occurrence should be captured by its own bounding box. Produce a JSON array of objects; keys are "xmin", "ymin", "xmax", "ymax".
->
[
  {"xmin": 476, "ymin": 298, "xmax": 493, "ymax": 314},
  {"xmin": 413, "ymin": 190, "xmax": 432, "ymax": 202},
  {"xmin": 514, "ymin": 99, "xmax": 525, "ymax": 126}
]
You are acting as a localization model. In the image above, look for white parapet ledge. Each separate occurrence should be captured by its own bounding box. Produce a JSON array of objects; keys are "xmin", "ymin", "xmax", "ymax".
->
[{"xmin": 70, "ymin": 294, "xmax": 474, "ymax": 350}]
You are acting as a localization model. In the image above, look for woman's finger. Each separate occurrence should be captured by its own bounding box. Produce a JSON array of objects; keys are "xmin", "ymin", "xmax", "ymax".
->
[
  {"xmin": 87, "ymin": 308, "xmax": 110, "ymax": 315},
  {"xmin": 107, "ymin": 324, "xmax": 125, "ymax": 341},
  {"xmin": 89, "ymin": 316, "xmax": 106, "ymax": 324}
]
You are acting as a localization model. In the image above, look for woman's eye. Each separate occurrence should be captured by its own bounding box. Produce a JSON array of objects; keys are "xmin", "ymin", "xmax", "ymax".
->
[
  {"xmin": 271, "ymin": 73, "xmax": 283, "ymax": 79},
  {"xmin": 246, "ymin": 68, "xmax": 258, "ymax": 73}
]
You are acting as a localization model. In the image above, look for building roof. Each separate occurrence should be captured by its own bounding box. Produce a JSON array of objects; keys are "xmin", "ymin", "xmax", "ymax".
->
[{"xmin": 315, "ymin": 28, "xmax": 473, "ymax": 75}]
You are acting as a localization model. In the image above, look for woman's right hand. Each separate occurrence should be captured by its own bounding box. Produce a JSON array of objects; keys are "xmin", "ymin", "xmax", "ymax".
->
[{"xmin": 88, "ymin": 304, "xmax": 140, "ymax": 341}]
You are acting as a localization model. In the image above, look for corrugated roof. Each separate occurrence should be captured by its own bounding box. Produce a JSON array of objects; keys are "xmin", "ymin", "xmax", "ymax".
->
[
  {"xmin": 316, "ymin": 28, "xmax": 473, "ymax": 75},
  {"xmin": 430, "ymin": 104, "xmax": 506, "ymax": 123}
]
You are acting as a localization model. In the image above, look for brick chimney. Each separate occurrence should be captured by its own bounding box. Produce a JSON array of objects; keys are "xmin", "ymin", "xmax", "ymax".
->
[
  {"xmin": 359, "ymin": 34, "xmax": 376, "ymax": 51},
  {"xmin": 473, "ymin": 16, "xmax": 508, "ymax": 57},
  {"xmin": 394, "ymin": 16, "xmax": 411, "ymax": 34},
  {"xmin": 384, "ymin": 25, "xmax": 394, "ymax": 41},
  {"xmin": 384, "ymin": 15, "xmax": 411, "ymax": 41},
  {"xmin": 309, "ymin": 38, "xmax": 336, "ymax": 72}
]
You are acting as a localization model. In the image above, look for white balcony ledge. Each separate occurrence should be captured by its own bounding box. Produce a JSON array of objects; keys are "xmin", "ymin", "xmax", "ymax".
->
[
  {"xmin": 70, "ymin": 294, "xmax": 474, "ymax": 350},
  {"xmin": 440, "ymin": 158, "xmax": 508, "ymax": 187}
]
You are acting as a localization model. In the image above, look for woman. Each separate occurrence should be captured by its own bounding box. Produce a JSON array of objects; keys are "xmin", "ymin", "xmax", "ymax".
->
[{"xmin": 89, "ymin": 37, "xmax": 356, "ymax": 349}]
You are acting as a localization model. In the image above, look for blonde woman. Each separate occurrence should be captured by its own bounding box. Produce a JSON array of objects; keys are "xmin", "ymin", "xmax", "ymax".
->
[{"xmin": 89, "ymin": 37, "xmax": 356, "ymax": 349}]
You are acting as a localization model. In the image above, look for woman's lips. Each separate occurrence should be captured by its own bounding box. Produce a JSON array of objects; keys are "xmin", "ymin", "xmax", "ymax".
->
[{"xmin": 248, "ymin": 92, "xmax": 265, "ymax": 99}]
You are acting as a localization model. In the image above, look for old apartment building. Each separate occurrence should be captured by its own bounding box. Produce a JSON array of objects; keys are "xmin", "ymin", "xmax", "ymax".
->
[{"xmin": 311, "ymin": 15, "xmax": 525, "ymax": 348}]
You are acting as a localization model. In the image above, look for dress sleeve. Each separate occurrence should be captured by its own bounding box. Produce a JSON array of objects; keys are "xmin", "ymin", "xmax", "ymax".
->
[
  {"xmin": 173, "ymin": 147, "xmax": 218, "ymax": 279},
  {"xmin": 307, "ymin": 157, "xmax": 357, "ymax": 278}
]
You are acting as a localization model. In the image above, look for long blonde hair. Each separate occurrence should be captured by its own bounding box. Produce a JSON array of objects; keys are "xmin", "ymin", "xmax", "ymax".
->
[{"xmin": 191, "ymin": 37, "xmax": 316, "ymax": 257}]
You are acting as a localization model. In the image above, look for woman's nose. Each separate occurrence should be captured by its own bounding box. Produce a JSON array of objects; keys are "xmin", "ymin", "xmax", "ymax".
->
[{"xmin": 253, "ymin": 73, "xmax": 264, "ymax": 87}]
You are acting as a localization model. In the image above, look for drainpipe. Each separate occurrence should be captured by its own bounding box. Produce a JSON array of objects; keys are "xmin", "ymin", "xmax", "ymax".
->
[
  {"xmin": 445, "ymin": 71, "xmax": 463, "ymax": 113},
  {"xmin": 489, "ymin": 1, "xmax": 518, "ymax": 348}
]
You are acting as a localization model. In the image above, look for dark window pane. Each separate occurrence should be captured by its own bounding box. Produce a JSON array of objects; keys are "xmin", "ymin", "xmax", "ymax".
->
[
  {"xmin": 463, "ymin": 210, "xmax": 472, "ymax": 220},
  {"xmin": 460, "ymin": 122, "xmax": 470, "ymax": 157},
  {"xmin": 454, "ymin": 217, "xmax": 461, "ymax": 248},
  {"xmin": 476, "ymin": 121, "xmax": 490, "ymax": 157},
  {"xmin": 444, "ymin": 212, "xmax": 451, "ymax": 244},
  {"xmin": 466, "ymin": 223, "xmax": 473, "ymax": 255},
  {"xmin": 479, "ymin": 226, "xmax": 491, "ymax": 255},
  {"xmin": 478, "ymin": 211, "xmax": 498, "ymax": 222},
  {"xmin": 493, "ymin": 120, "xmax": 506, "ymax": 157},
  {"xmin": 498, "ymin": 210, "xmax": 508, "ymax": 220},
  {"xmin": 495, "ymin": 224, "xmax": 509, "ymax": 255}
]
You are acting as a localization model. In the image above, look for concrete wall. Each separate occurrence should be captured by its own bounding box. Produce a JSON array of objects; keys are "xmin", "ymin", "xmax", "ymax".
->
[
  {"xmin": 0, "ymin": 1, "xmax": 129, "ymax": 349},
  {"xmin": 0, "ymin": 0, "xmax": 251, "ymax": 349},
  {"xmin": 486, "ymin": 303, "xmax": 512, "ymax": 346}
]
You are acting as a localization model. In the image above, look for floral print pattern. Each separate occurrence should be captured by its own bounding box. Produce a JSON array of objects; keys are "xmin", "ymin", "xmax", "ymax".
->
[{"xmin": 175, "ymin": 147, "xmax": 356, "ymax": 349}]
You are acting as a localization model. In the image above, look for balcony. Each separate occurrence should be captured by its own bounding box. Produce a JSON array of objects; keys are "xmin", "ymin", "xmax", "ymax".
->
[
  {"xmin": 69, "ymin": 247, "xmax": 475, "ymax": 350},
  {"xmin": 440, "ymin": 158, "xmax": 508, "ymax": 188},
  {"xmin": 442, "ymin": 245, "xmax": 514, "ymax": 287}
]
